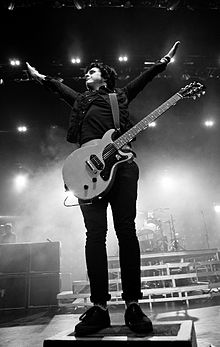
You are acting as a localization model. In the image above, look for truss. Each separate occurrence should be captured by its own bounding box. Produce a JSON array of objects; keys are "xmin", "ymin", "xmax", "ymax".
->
[{"xmin": 1, "ymin": 0, "xmax": 220, "ymax": 10}]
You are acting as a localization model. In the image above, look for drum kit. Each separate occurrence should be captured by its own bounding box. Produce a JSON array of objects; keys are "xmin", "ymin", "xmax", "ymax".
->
[{"xmin": 136, "ymin": 209, "xmax": 185, "ymax": 253}]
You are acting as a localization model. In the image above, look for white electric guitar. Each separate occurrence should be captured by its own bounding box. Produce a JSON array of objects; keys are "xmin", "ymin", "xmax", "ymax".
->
[{"xmin": 62, "ymin": 82, "xmax": 205, "ymax": 202}]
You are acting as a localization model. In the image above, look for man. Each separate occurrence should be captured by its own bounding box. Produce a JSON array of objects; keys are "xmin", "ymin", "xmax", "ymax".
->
[
  {"xmin": 1, "ymin": 223, "xmax": 17, "ymax": 244},
  {"xmin": 26, "ymin": 40, "xmax": 180, "ymax": 336}
]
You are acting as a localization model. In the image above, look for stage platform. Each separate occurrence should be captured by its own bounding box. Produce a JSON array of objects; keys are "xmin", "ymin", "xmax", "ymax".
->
[
  {"xmin": 0, "ymin": 303, "xmax": 220, "ymax": 347},
  {"xmin": 44, "ymin": 320, "xmax": 197, "ymax": 346}
]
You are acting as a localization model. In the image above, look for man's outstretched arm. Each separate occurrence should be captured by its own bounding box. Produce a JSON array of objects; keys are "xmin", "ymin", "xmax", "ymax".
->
[
  {"xmin": 124, "ymin": 41, "xmax": 181, "ymax": 102},
  {"xmin": 26, "ymin": 62, "xmax": 80, "ymax": 106}
]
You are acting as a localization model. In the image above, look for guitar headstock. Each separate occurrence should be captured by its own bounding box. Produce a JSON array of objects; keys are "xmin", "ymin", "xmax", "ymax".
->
[{"xmin": 178, "ymin": 81, "xmax": 206, "ymax": 100}]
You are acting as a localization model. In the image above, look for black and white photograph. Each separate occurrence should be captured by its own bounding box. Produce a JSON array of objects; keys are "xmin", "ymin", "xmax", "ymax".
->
[{"xmin": 0, "ymin": 1, "xmax": 220, "ymax": 346}]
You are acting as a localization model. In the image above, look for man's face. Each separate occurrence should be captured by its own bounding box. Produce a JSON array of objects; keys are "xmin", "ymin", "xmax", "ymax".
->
[{"xmin": 85, "ymin": 67, "xmax": 105, "ymax": 89}]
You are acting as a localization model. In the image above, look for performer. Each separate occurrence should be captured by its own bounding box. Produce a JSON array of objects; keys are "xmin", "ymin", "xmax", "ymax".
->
[{"xmin": 26, "ymin": 40, "xmax": 180, "ymax": 336}]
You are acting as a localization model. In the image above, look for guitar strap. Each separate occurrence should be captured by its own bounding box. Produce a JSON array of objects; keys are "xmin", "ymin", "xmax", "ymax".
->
[{"xmin": 108, "ymin": 93, "xmax": 120, "ymax": 132}]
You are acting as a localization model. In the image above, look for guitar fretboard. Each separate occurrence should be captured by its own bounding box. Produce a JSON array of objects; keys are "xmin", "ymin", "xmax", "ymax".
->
[{"xmin": 114, "ymin": 93, "xmax": 182, "ymax": 149}]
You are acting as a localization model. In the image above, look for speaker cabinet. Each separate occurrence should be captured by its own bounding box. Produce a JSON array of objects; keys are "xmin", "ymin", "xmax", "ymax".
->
[
  {"xmin": 0, "ymin": 274, "xmax": 27, "ymax": 309},
  {"xmin": 0, "ymin": 243, "xmax": 29, "ymax": 273},
  {"xmin": 0, "ymin": 242, "xmax": 61, "ymax": 310},
  {"xmin": 30, "ymin": 242, "xmax": 60, "ymax": 273},
  {"xmin": 28, "ymin": 273, "xmax": 60, "ymax": 307}
]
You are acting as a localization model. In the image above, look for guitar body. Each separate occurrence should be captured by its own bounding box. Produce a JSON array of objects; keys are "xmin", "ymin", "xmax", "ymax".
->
[
  {"xmin": 62, "ymin": 129, "xmax": 133, "ymax": 201},
  {"xmin": 62, "ymin": 82, "xmax": 205, "ymax": 202}
]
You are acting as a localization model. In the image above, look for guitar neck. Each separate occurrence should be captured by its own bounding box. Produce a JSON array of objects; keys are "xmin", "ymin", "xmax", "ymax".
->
[{"xmin": 114, "ymin": 92, "xmax": 182, "ymax": 149}]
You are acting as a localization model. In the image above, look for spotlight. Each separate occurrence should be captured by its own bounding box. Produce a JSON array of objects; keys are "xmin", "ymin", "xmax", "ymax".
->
[
  {"xmin": 167, "ymin": 0, "xmax": 181, "ymax": 11},
  {"xmin": 204, "ymin": 120, "xmax": 214, "ymax": 127},
  {"xmin": 144, "ymin": 61, "xmax": 154, "ymax": 65},
  {"xmin": 72, "ymin": 0, "xmax": 85, "ymax": 10},
  {"xmin": 118, "ymin": 56, "xmax": 128, "ymax": 62},
  {"xmin": 214, "ymin": 204, "xmax": 220, "ymax": 213},
  {"xmin": 10, "ymin": 59, "xmax": 21, "ymax": 66},
  {"xmin": 14, "ymin": 173, "xmax": 28, "ymax": 193},
  {"xmin": 71, "ymin": 57, "xmax": 81, "ymax": 64},
  {"xmin": 8, "ymin": 1, "xmax": 15, "ymax": 10},
  {"xmin": 17, "ymin": 125, "xmax": 28, "ymax": 133}
]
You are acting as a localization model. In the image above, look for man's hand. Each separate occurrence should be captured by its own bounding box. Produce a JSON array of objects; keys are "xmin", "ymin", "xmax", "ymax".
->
[
  {"xmin": 121, "ymin": 145, "xmax": 136, "ymax": 162},
  {"xmin": 26, "ymin": 62, "xmax": 46, "ymax": 83},
  {"xmin": 161, "ymin": 41, "xmax": 180, "ymax": 63},
  {"xmin": 165, "ymin": 41, "xmax": 180, "ymax": 60}
]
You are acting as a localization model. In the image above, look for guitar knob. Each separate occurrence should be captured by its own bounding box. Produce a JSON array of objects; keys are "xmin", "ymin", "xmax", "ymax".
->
[
  {"xmin": 84, "ymin": 185, "xmax": 89, "ymax": 190},
  {"xmin": 92, "ymin": 178, "xmax": 97, "ymax": 183}
]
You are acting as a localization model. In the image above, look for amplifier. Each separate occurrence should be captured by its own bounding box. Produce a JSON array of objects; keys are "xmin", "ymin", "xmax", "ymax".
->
[
  {"xmin": 0, "ymin": 242, "xmax": 61, "ymax": 309},
  {"xmin": 28, "ymin": 273, "xmax": 60, "ymax": 307},
  {"xmin": 0, "ymin": 243, "xmax": 29, "ymax": 274},
  {"xmin": 30, "ymin": 242, "xmax": 60, "ymax": 273},
  {"xmin": 0, "ymin": 274, "xmax": 27, "ymax": 309}
]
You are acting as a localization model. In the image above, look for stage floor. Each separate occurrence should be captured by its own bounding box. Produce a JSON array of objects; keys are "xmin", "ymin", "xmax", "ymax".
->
[{"xmin": 0, "ymin": 301, "xmax": 220, "ymax": 347}]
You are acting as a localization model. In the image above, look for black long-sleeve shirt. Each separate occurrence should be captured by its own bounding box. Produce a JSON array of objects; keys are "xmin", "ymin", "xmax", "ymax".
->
[{"xmin": 43, "ymin": 60, "xmax": 167, "ymax": 145}]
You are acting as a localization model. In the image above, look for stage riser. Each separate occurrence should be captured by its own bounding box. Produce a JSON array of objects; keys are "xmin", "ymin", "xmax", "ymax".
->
[
  {"xmin": 57, "ymin": 248, "xmax": 220, "ymax": 310},
  {"xmin": 43, "ymin": 321, "xmax": 197, "ymax": 347},
  {"xmin": 44, "ymin": 342, "xmax": 195, "ymax": 346}
]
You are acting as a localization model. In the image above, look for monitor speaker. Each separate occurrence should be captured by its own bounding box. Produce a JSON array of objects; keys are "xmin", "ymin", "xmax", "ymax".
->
[
  {"xmin": 0, "ymin": 243, "xmax": 29, "ymax": 273},
  {"xmin": 28, "ymin": 273, "xmax": 60, "ymax": 307},
  {"xmin": 30, "ymin": 242, "xmax": 60, "ymax": 273},
  {"xmin": 0, "ymin": 274, "xmax": 27, "ymax": 309}
]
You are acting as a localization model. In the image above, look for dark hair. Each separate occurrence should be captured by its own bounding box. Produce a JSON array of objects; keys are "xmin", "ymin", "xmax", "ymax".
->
[{"xmin": 85, "ymin": 62, "xmax": 117, "ymax": 90}]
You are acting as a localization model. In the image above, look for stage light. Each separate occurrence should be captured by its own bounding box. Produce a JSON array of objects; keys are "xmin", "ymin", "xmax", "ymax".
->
[
  {"xmin": 14, "ymin": 173, "xmax": 28, "ymax": 193},
  {"xmin": 17, "ymin": 125, "xmax": 28, "ymax": 133},
  {"xmin": 72, "ymin": 0, "xmax": 84, "ymax": 10},
  {"xmin": 10, "ymin": 59, "xmax": 20, "ymax": 66},
  {"xmin": 8, "ymin": 1, "xmax": 15, "ymax": 10},
  {"xmin": 204, "ymin": 120, "xmax": 214, "ymax": 127},
  {"xmin": 0, "ymin": 78, "xmax": 4, "ymax": 85},
  {"xmin": 118, "ymin": 56, "xmax": 128, "ymax": 62},
  {"xmin": 214, "ymin": 204, "xmax": 220, "ymax": 213},
  {"xmin": 71, "ymin": 57, "xmax": 81, "ymax": 64},
  {"xmin": 167, "ymin": 0, "xmax": 181, "ymax": 11},
  {"xmin": 160, "ymin": 174, "xmax": 176, "ymax": 191},
  {"xmin": 144, "ymin": 61, "xmax": 154, "ymax": 65}
]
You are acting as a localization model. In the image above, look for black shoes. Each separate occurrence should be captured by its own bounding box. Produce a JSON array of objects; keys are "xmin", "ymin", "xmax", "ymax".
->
[
  {"xmin": 74, "ymin": 306, "xmax": 111, "ymax": 336},
  {"xmin": 124, "ymin": 303, "xmax": 153, "ymax": 334},
  {"xmin": 74, "ymin": 303, "xmax": 153, "ymax": 336}
]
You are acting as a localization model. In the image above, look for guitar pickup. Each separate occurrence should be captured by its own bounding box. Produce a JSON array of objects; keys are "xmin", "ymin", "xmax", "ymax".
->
[
  {"xmin": 85, "ymin": 160, "xmax": 98, "ymax": 174},
  {"xmin": 90, "ymin": 155, "xmax": 104, "ymax": 170}
]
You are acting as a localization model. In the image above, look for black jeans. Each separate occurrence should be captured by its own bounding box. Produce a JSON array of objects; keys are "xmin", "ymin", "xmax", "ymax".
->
[{"xmin": 79, "ymin": 161, "xmax": 143, "ymax": 304}]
